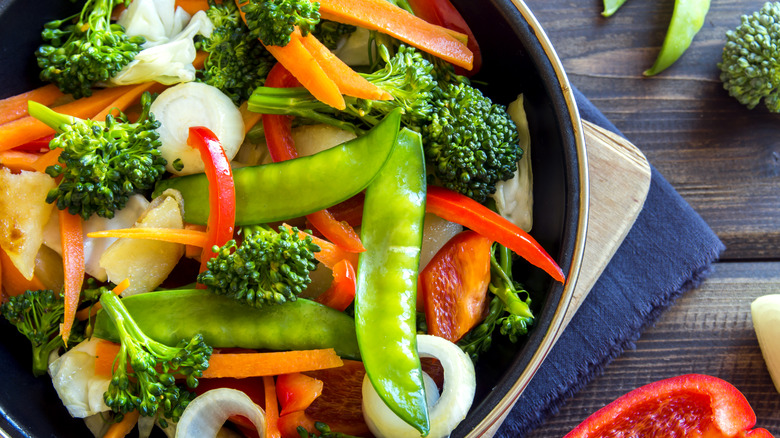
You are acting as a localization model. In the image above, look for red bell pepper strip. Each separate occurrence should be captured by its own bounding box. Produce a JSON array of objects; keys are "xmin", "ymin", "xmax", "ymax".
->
[
  {"xmin": 406, "ymin": 0, "xmax": 482, "ymax": 75},
  {"xmin": 58, "ymin": 210, "xmax": 84, "ymax": 344},
  {"xmin": 262, "ymin": 63, "xmax": 365, "ymax": 253},
  {"xmin": 187, "ymin": 126, "xmax": 236, "ymax": 275},
  {"xmin": 314, "ymin": 259, "xmax": 356, "ymax": 312},
  {"xmin": 425, "ymin": 185, "xmax": 565, "ymax": 283},
  {"xmin": 276, "ymin": 373, "xmax": 324, "ymax": 416},
  {"xmin": 564, "ymin": 374, "xmax": 775, "ymax": 438}
]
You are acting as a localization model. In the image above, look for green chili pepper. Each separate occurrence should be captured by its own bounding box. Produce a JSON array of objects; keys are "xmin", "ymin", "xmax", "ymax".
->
[
  {"xmin": 153, "ymin": 109, "xmax": 402, "ymax": 225},
  {"xmin": 92, "ymin": 289, "xmax": 360, "ymax": 359},
  {"xmin": 355, "ymin": 128, "xmax": 429, "ymax": 434},
  {"xmin": 602, "ymin": 0, "xmax": 628, "ymax": 17},
  {"xmin": 643, "ymin": 0, "xmax": 710, "ymax": 76}
]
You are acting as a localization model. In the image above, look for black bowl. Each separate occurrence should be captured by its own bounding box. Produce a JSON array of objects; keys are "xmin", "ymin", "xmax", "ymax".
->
[{"xmin": 0, "ymin": 0, "xmax": 588, "ymax": 436}]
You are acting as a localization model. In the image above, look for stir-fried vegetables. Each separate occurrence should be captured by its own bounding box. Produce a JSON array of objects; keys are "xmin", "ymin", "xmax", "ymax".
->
[{"xmin": 0, "ymin": 1, "xmax": 567, "ymax": 437}]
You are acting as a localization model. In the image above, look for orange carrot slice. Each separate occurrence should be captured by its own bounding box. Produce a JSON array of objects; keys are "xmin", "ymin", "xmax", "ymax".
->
[
  {"xmin": 0, "ymin": 84, "xmax": 66, "ymax": 125},
  {"xmin": 239, "ymin": 101, "xmax": 263, "ymax": 135},
  {"xmin": 0, "ymin": 150, "xmax": 42, "ymax": 172},
  {"xmin": 58, "ymin": 210, "xmax": 84, "ymax": 345},
  {"xmin": 30, "ymin": 148, "xmax": 62, "ymax": 174},
  {"xmin": 95, "ymin": 341, "xmax": 344, "ymax": 379},
  {"xmin": 87, "ymin": 227, "xmax": 209, "ymax": 247},
  {"xmin": 175, "ymin": 0, "xmax": 210, "ymax": 15},
  {"xmin": 0, "ymin": 247, "xmax": 45, "ymax": 297},
  {"xmin": 297, "ymin": 31, "xmax": 391, "ymax": 101},
  {"xmin": 94, "ymin": 81, "xmax": 165, "ymax": 121},
  {"xmin": 264, "ymin": 376, "xmax": 282, "ymax": 438},
  {"xmin": 0, "ymin": 85, "xmax": 136, "ymax": 152},
  {"xmin": 104, "ymin": 410, "xmax": 140, "ymax": 438},
  {"xmin": 203, "ymin": 349, "xmax": 344, "ymax": 378},
  {"xmin": 318, "ymin": 0, "xmax": 473, "ymax": 70},
  {"xmin": 263, "ymin": 31, "xmax": 346, "ymax": 110},
  {"xmin": 285, "ymin": 225, "xmax": 358, "ymax": 271}
]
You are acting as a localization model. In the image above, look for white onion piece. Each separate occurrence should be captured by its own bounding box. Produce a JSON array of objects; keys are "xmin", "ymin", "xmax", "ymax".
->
[
  {"xmin": 151, "ymin": 82, "xmax": 244, "ymax": 175},
  {"xmin": 175, "ymin": 388, "xmax": 266, "ymax": 438},
  {"xmin": 362, "ymin": 335, "xmax": 476, "ymax": 438},
  {"xmin": 752, "ymin": 295, "xmax": 780, "ymax": 393}
]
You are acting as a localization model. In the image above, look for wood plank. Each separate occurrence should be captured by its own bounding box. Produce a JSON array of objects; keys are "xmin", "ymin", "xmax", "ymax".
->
[
  {"xmin": 526, "ymin": 262, "xmax": 780, "ymax": 437},
  {"xmin": 524, "ymin": 0, "xmax": 780, "ymax": 260}
]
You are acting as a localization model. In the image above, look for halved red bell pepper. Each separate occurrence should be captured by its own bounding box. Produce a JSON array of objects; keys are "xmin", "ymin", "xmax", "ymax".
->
[
  {"xmin": 425, "ymin": 185, "xmax": 565, "ymax": 283},
  {"xmin": 187, "ymin": 126, "xmax": 236, "ymax": 275},
  {"xmin": 314, "ymin": 259, "xmax": 356, "ymax": 312},
  {"xmin": 564, "ymin": 374, "xmax": 775, "ymax": 438},
  {"xmin": 262, "ymin": 62, "xmax": 365, "ymax": 253},
  {"xmin": 276, "ymin": 373, "xmax": 324, "ymax": 416},
  {"xmin": 407, "ymin": 0, "xmax": 482, "ymax": 75},
  {"xmin": 418, "ymin": 230, "xmax": 492, "ymax": 342}
]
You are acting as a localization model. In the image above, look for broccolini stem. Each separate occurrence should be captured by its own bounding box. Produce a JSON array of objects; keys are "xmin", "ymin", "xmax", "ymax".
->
[
  {"xmin": 490, "ymin": 245, "xmax": 534, "ymax": 318},
  {"xmin": 27, "ymin": 101, "xmax": 78, "ymax": 133}
]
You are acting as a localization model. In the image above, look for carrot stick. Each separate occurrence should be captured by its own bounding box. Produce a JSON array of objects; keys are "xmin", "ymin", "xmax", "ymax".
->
[
  {"xmin": 263, "ymin": 31, "xmax": 346, "ymax": 110},
  {"xmin": 264, "ymin": 376, "xmax": 282, "ymax": 438},
  {"xmin": 175, "ymin": 0, "xmax": 211, "ymax": 15},
  {"xmin": 0, "ymin": 247, "xmax": 45, "ymax": 297},
  {"xmin": 0, "ymin": 150, "xmax": 42, "ymax": 172},
  {"xmin": 30, "ymin": 148, "xmax": 62, "ymax": 174},
  {"xmin": 94, "ymin": 81, "xmax": 165, "ymax": 120},
  {"xmin": 239, "ymin": 101, "xmax": 263, "ymax": 135},
  {"xmin": 75, "ymin": 279, "xmax": 130, "ymax": 321},
  {"xmin": 317, "ymin": 0, "xmax": 473, "ymax": 70},
  {"xmin": 0, "ymin": 84, "xmax": 66, "ymax": 125},
  {"xmin": 104, "ymin": 410, "xmax": 140, "ymax": 438},
  {"xmin": 95, "ymin": 341, "xmax": 343, "ymax": 378},
  {"xmin": 87, "ymin": 227, "xmax": 209, "ymax": 247},
  {"xmin": 297, "ymin": 31, "xmax": 391, "ymax": 101},
  {"xmin": 58, "ymin": 210, "xmax": 84, "ymax": 345},
  {"xmin": 285, "ymin": 225, "xmax": 358, "ymax": 271},
  {"xmin": 203, "ymin": 349, "xmax": 344, "ymax": 378},
  {"xmin": 193, "ymin": 50, "xmax": 209, "ymax": 70},
  {"xmin": 0, "ymin": 85, "xmax": 137, "ymax": 152}
]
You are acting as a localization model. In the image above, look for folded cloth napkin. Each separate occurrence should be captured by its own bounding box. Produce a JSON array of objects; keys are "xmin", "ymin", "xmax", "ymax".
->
[{"xmin": 497, "ymin": 88, "xmax": 726, "ymax": 437}]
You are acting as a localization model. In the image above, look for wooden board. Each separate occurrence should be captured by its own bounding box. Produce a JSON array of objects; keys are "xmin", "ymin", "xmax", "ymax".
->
[
  {"xmin": 484, "ymin": 120, "xmax": 651, "ymax": 437},
  {"xmin": 559, "ymin": 120, "xmax": 652, "ymax": 332}
]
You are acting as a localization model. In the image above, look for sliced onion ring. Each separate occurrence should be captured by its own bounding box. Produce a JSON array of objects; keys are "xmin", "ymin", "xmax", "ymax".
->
[
  {"xmin": 362, "ymin": 334, "xmax": 476, "ymax": 438},
  {"xmin": 175, "ymin": 388, "xmax": 266, "ymax": 438}
]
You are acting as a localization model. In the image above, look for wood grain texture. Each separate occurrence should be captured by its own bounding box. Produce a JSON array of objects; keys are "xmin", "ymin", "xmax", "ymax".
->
[
  {"xmin": 527, "ymin": 262, "xmax": 780, "ymax": 437},
  {"xmin": 524, "ymin": 0, "xmax": 780, "ymax": 260}
]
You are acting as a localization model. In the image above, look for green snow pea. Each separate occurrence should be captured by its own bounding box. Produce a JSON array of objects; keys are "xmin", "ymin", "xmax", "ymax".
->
[
  {"xmin": 602, "ymin": 0, "xmax": 628, "ymax": 17},
  {"xmin": 153, "ymin": 109, "xmax": 402, "ymax": 225},
  {"xmin": 92, "ymin": 289, "xmax": 360, "ymax": 359},
  {"xmin": 643, "ymin": 0, "xmax": 711, "ymax": 76},
  {"xmin": 355, "ymin": 128, "xmax": 429, "ymax": 434}
]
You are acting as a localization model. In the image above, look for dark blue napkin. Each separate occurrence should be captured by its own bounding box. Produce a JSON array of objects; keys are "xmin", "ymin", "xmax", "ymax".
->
[{"xmin": 496, "ymin": 88, "xmax": 726, "ymax": 437}]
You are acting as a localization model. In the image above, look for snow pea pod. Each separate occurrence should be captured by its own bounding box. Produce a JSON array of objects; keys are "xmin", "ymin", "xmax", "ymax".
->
[
  {"xmin": 152, "ymin": 109, "xmax": 402, "ymax": 225},
  {"xmin": 643, "ymin": 0, "xmax": 710, "ymax": 76},
  {"xmin": 92, "ymin": 289, "xmax": 360, "ymax": 359},
  {"xmin": 355, "ymin": 128, "xmax": 429, "ymax": 434},
  {"xmin": 602, "ymin": 0, "xmax": 628, "ymax": 17}
]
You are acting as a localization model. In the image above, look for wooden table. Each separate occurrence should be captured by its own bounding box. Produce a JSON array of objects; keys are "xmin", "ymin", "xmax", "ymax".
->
[{"xmin": 521, "ymin": 0, "xmax": 780, "ymax": 436}]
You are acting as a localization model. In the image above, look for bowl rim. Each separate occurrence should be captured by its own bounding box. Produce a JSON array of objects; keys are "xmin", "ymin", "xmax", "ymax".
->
[{"xmin": 463, "ymin": 0, "xmax": 589, "ymax": 436}]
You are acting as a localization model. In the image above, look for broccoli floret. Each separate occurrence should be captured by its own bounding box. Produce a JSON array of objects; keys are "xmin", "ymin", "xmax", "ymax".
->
[
  {"xmin": 0, "ymin": 289, "xmax": 88, "ymax": 376},
  {"xmin": 457, "ymin": 244, "xmax": 534, "ymax": 362},
  {"xmin": 241, "ymin": 0, "xmax": 321, "ymax": 47},
  {"xmin": 36, "ymin": 0, "xmax": 144, "ymax": 98},
  {"xmin": 98, "ymin": 290, "xmax": 211, "ymax": 425},
  {"xmin": 718, "ymin": 2, "xmax": 780, "ymax": 111},
  {"xmin": 247, "ymin": 44, "xmax": 436, "ymax": 133},
  {"xmin": 28, "ymin": 92, "xmax": 167, "ymax": 220},
  {"xmin": 197, "ymin": 225, "xmax": 321, "ymax": 308},
  {"xmin": 422, "ymin": 82, "xmax": 521, "ymax": 203},
  {"xmin": 200, "ymin": 0, "xmax": 275, "ymax": 104}
]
